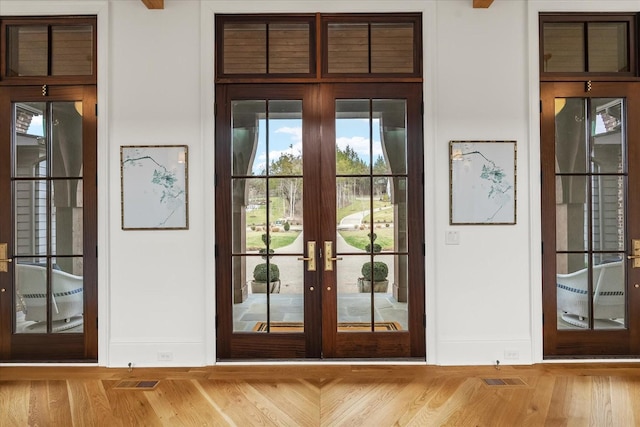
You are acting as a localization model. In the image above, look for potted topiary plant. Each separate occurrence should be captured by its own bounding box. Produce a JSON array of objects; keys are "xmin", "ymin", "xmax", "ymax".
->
[
  {"xmin": 358, "ymin": 232, "xmax": 389, "ymax": 293},
  {"xmin": 251, "ymin": 233, "xmax": 281, "ymax": 293}
]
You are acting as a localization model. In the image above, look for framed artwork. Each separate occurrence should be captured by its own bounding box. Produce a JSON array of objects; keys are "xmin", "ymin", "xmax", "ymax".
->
[
  {"xmin": 120, "ymin": 145, "xmax": 189, "ymax": 230},
  {"xmin": 449, "ymin": 140, "xmax": 516, "ymax": 225}
]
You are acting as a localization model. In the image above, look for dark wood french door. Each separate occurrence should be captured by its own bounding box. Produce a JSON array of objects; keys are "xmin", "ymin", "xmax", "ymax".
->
[
  {"xmin": 541, "ymin": 81, "xmax": 640, "ymax": 357},
  {"xmin": 215, "ymin": 83, "xmax": 425, "ymax": 359},
  {"xmin": 0, "ymin": 85, "xmax": 97, "ymax": 361}
]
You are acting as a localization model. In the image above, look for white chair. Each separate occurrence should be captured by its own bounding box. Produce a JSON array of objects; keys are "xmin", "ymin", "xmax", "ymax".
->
[
  {"xmin": 16, "ymin": 264, "xmax": 84, "ymax": 323},
  {"xmin": 556, "ymin": 260, "xmax": 624, "ymax": 327}
]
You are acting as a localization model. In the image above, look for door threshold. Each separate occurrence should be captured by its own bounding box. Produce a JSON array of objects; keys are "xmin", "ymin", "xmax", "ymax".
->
[{"xmin": 215, "ymin": 358, "xmax": 426, "ymax": 365}]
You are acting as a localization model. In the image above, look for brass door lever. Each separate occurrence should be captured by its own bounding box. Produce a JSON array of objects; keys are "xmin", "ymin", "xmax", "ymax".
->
[{"xmin": 297, "ymin": 241, "xmax": 316, "ymax": 271}]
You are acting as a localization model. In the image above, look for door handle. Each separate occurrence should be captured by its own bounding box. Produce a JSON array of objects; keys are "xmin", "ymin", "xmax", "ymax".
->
[
  {"xmin": 629, "ymin": 239, "xmax": 640, "ymax": 268},
  {"xmin": 324, "ymin": 241, "xmax": 343, "ymax": 271},
  {"xmin": 0, "ymin": 243, "xmax": 12, "ymax": 273},
  {"xmin": 297, "ymin": 241, "xmax": 316, "ymax": 271}
]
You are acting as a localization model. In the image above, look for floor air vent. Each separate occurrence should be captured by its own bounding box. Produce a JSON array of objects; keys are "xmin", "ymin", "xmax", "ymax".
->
[
  {"xmin": 482, "ymin": 378, "xmax": 527, "ymax": 387},
  {"xmin": 114, "ymin": 380, "xmax": 160, "ymax": 390}
]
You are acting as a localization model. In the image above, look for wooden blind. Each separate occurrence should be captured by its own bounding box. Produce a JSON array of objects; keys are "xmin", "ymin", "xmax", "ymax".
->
[
  {"xmin": 268, "ymin": 23, "xmax": 310, "ymax": 74},
  {"xmin": 327, "ymin": 23, "xmax": 368, "ymax": 74},
  {"xmin": 326, "ymin": 20, "xmax": 417, "ymax": 75},
  {"xmin": 540, "ymin": 14, "xmax": 635, "ymax": 76},
  {"xmin": 52, "ymin": 26, "xmax": 93, "ymax": 76},
  {"xmin": 588, "ymin": 23, "xmax": 628, "ymax": 72},
  {"xmin": 222, "ymin": 22, "xmax": 311, "ymax": 75},
  {"xmin": 7, "ymin": 26, "xmax": 48, "ymax": 76},
  {"xmin": 4, "ymin": 18, "xmax": 96, "ymax": 80},
  {"xmin": 223, "ymin": 23, "xmax": 267, "ymax": 75},
  {"xmin": 371, "ymin": 23, "xmax": 414, "ymax": 74},
  {"xmin": 217, "ymin": 14, "xmax": 421, "ymax": 80}
]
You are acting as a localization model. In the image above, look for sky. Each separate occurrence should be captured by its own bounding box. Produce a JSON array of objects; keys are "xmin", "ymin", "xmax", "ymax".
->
[{"xmin": 251, "ymin": 118, "xmax": 383, "ymax": 175}]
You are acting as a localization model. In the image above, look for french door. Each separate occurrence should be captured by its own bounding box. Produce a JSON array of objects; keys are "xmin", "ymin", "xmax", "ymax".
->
[
  {"xmin": 215, "ymin": 83, "xmax": 425, "ymax": 359},
  {"xmin": 0, "ymin": 85, "xmax": 97, "ymax": 361},
  {"xmin": 541, "ymin": 81, "xmax": 640, "ymax": 357}
]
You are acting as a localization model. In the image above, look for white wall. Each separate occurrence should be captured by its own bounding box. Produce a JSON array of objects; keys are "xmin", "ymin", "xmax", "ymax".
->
[
  {"xmin": 430, "ymin": 0, "xmax": 532, "ymax": 365},
  {"xmin": 2, "ymin": 0, "xmax": 638, "ymax": 367}
]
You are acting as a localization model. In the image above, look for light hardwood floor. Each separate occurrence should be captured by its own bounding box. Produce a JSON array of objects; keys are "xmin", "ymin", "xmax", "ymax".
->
[{"xmin": 2, "ymin": 363, "xmax": 640, "ymax": 426}]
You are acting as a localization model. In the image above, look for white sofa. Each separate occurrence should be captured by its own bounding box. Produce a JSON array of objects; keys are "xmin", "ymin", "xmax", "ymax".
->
[
  {"xmin": 556, "ymin": 260, "xmax": 624, "ymax": 327},
  {"xmin": 16, "ymin": 263, "xmax": 84, "ymax": 322}
]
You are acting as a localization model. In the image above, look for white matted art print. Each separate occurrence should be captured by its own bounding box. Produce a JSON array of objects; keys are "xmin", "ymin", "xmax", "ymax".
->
[
  {"xmin": 120, "ymin": 145, "xmax": 189, "ymax": 230},
  {"xmin": 449, "ymin": 141, "xmax": 516, "ymax": 225}
]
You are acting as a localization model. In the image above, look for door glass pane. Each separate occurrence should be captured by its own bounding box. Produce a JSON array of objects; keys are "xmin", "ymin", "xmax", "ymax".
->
[
  {"xmin": 268, "ymin": 100, "xmax": 303, "ymax": 176},
  {"xmin": 232, "ymin": 100, "xmax": 265, "ymax": 176},
  {"xmin": 51, "ymin": 257, "xmax": 84, "ymax": 334},
  {"xmin": 588, "ymin": 23, "xmax": 628, "ymax": 73},
  {"xmin": 52, "ymin": 179, "xmax": 84, "ymax": 256},
  {"xmin": 555, "ymin": 176, "xmax": 587, "ymax": 252},
  {"xmin": 555, "ymin": 98, "xmax": 587, "ymax": 174},
  {"xmin": 542, "ymin": 23, "xmax": 585, "ymax": 72},
  {"xmin": 557, "ymin": 253, "xmax": 589, "ymax": 330},
  {"xmin": 337, "ymin": 254, "xmax": 371, "ymax": 328},
  {"xmin": 336, "ymin": 100, "xmax": 370, "ymax": 175},
  {"xmin": 52, "ymin": 102, "xmax": 83, "ymax": 177},
  {"xmin": 7, "ymin": 26, "xmax": 48, "ymax": 76},
  {"xmin": 335, "ymin": 99, "xmax": 408, "ymax": 333},
  {"xmin": 373, "ymin": 100, "xmax": 406, "ymax": 174},
  {"xmin": 14, "ymin": 102, "xmax": 46, "ymax": 177},
  {"xmin": 591, "ymin": 98, "xmax": 624, "ymax": 174},
  {"xmin": 592, "ymin": 254, "xmax": 625, "ymax": 330},
  {"xmin": 591, "ymin": 175, "xmax": 624, "ymax": 252},
  {"xmin": 555, "ymin": 95, "xmax": 627, "ymax": 332},
  {"xmin": 51, "ymin": 25, "xmax": 93, "ymax": 76},
  {"xmin": 15, "ymin": 259, "xmax": 48, "ymax": 333},
  {"xmin": 231, "ymin": 99, "xmax": 304, "ymax": 333},
  {"xmin": 14, "ymin": 180, "xmax": 48, "ymax": 256}
]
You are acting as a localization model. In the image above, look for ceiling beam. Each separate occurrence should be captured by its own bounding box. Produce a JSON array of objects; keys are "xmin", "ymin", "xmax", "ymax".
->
[
  {"xmin": 473, "ymin": 0, "xmax": 494, "ymax": 8},
  {"xmin": 141, "ymin": 0, "xmax": 164, "ymax": 9}
]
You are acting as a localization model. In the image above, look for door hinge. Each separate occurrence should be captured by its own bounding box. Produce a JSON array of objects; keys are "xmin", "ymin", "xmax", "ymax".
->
[
  {"xmin": 95, "ymin": 104, "xmax": 98, "ymax": 116},
  {"xmin": 422, "ymin": 243, "xmax": 426, "ymax": 256},
  {"xmin": 96, "ymin": 245, "xmax": 98, "ymax": 257},
  {"xmin": 421, "ymin": 101, "xmax": 424, "ymax": 116},
  {"xmin": 423, "ymin": 314, "xmax": 426, "ymax": 328},
  {"xmin": 96, "ymin": 317, "xmax": 99, "ymax": 328},
  {"xmin": 540, "ymin": 100, "xmax": 542, "ymax": 113},
  {"xmin": 214, "ymin": 244, "xmax": 219, "ymax": 257},
  {"xmin": 215, "ymin": 315, "xmax": 218, "ymax": 328}
]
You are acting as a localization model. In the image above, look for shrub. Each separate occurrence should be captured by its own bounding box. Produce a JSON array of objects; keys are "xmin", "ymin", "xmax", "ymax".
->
[
  {"xmin": 361, "ymin": 262, "xmax": 388, "ymax": 281},
  {"xmin": 253, "ymin": 263, "xmax": 280, "ymax": 282},
  {"xmin": 283, "ymin": 221, "xmax": 290, "ymax": 231},
  {"xmin": 365, "ymin": 243, "xmax": 382, "ymax": 253}
]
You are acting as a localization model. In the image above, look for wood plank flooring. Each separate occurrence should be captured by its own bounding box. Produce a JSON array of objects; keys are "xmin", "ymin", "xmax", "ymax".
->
[{"xmin": 2, "ymin": 363, "xmax": 640, "ymax": 426}]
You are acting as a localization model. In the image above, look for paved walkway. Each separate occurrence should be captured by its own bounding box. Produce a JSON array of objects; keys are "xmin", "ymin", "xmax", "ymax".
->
[{"xmin": 245, "ymin": 227, "xmax": 394, "ymax": 294}]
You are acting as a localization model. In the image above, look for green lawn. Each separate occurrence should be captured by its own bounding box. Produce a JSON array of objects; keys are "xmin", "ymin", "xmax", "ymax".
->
[
  {"xmin": 246, "ymin": 230, "xmax": 301, "ymax": 250},
  {"xmin": 338, "ymin": 227, "xmax": 394, "ymax": 251},
  {"xmin": 246, "ymin": 197, "xmax": 286, "ymax": 226},
  {"xmin": 337, "ymin": 198, "xmax": 390, "ymax": 223}
]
